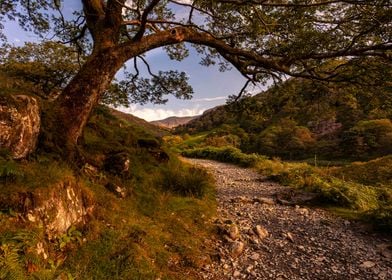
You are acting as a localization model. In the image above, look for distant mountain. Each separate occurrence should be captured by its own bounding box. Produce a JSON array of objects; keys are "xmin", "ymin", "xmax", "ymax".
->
[
  {"xmin": 109, "ymin": 108, "xmax": 169, "ymax": 136},
  {"xmin": 151, "ymin": 116, "xmax": 199, "ymax": 129}
]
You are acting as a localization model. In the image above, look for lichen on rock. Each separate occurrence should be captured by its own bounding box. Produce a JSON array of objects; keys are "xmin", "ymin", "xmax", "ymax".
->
[
  {"xmin": 0, "ymin": 94, "xmax": 41, "ymax": 159},
  {"xmin": 22, "ymin": 179, "xmax": 94, "ymax": 240}
]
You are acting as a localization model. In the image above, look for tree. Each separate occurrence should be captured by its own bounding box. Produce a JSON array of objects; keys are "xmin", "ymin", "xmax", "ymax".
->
[
  {"xmin": 342, "ymin": 119, "xmax": 392, "ymax": 157},
  {"xmin": 1, "ymin": 42, "xmax": 81, "ymax": 97},
  {"xmin": 1, "ymin": 0, "xmax": 391, "ymax": 155}
]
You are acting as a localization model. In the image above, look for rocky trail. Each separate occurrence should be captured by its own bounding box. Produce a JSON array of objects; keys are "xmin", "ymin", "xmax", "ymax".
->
[{"xmin": 185, "ymin": 158, "xmax": 392, "ymax": 280}]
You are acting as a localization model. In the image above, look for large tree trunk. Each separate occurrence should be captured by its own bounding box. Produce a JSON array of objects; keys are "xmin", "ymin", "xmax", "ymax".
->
[{"xmin": 48, "ymin": 47, "xmax": 124, "ymax": 153}]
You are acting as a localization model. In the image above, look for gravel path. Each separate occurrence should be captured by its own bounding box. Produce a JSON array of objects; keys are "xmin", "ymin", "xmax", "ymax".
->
[{"xmin": 185, "ymin": 158, "xmax": 392, "ymax": 280}]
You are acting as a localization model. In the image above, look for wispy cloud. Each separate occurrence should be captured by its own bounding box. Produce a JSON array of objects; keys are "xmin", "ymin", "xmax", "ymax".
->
[
  {"xmin": 121, "ymin": 105, "xmax": 205, "ymax": 121},
  {"xmin": 192, "ymin": 96, "xmax": 227, "ymax": 102}
]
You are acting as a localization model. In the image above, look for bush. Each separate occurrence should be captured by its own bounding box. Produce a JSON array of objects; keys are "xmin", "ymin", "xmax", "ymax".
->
[
  {"xmin": 160, "ymin": 162, "xmax": 213, "ymax": 198},
  {"xmin": 341, "ymin": 119, "xmax": 392, "ymax": 157},
  {"xmin": 182, "ymin": 146, "xmax": 266, "ymax": 167},
  {"xmin": 258, "ymin": 161, "xmax": 380, "ymax": 210},
  {"xmin": 331, "ymin": 155, "xmax": 392, "ymax": 187}
]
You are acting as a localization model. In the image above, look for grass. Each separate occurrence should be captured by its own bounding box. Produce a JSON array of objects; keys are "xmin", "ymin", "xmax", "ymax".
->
[
  {"xmin": 182, "ymin": 145, "xmax": 392, "ymax": 233},
  {"xmin": 182, "ymin": 146, "xmax": 267, "ymax": 167},
  {"xmin": 0, "ymin": 106, "xmax": 217, "ymax": 279}
]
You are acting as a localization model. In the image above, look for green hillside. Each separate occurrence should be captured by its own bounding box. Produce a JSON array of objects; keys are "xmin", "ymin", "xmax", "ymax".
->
[{"xmin": 177, "ymin": 58, "xmax": 392, "ymax": 160}]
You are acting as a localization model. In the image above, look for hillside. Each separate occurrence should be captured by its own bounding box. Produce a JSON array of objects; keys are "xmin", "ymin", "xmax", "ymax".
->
[
  {"xmin": 109, "ymin": 108, "xmax": 169, "ymax": 136},
  {"xmin": 151, "ymin": 115, "xmax": 199, "ymax": 129},
  {"xmin": 0, "ymin": 103, "xmax": 215, "ymax": 279},
  {"xmin": 177, "ymin": 61, "xmax": 392, "ymax": 160}
]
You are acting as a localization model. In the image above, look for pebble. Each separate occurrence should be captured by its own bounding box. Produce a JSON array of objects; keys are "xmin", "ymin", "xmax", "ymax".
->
[
  {"xmin": 231, "ymin": 241, "xmax": 245, "ymax": 258},
  {"xmin": 228, "ymin": 224, "xmax": 240, "ymax": 240},
  {"xmin": 255, "ymin": 225, "xmax": 269, "ymax": 240},
  {"xmin": 185, "ymin": 158, "xmax": 392, "ymax": 280},
  {"xmin": 360, "ymin": 261, "xmax": 376, "ymax": 268},
  {"xmin": 251, "ymin": 252, "xmax": 260, "ymax": 260}
]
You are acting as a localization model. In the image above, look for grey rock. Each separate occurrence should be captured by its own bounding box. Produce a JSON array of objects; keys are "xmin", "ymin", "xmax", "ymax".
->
[
  {"xmin": 104, "ymin": 152, "xmax": 130, "ymax": 175},
  {"xmin": 21, "ymin": 179, "xmax": 93, "ymax": 240},
  {"xmin": 105, "ymin": 182, "xmax": 127, "ymax": 198}
]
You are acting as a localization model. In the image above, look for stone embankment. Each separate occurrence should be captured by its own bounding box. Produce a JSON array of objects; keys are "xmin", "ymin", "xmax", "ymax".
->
[{"xmin": 186, "ymin": 159, "xmax": 392, "ymax": 280}]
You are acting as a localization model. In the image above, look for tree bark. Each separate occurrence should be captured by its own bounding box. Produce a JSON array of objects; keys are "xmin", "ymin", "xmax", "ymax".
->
[
  {"xmin": 47, "ymin": 28, "xmax": 188, "ymax": 153},
  {"xmin": 50, "ymin": 47, "xmax": 124, "ymax": 151}
]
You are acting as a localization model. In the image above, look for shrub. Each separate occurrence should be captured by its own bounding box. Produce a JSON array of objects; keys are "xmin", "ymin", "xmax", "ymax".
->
[
  {"xmin": 331, "ymin": 155, "xmax": 392, "ymax": 187},
  {"xmin": 342, "ymin": 119, "xmax": 392, "ymax": 157},
  {"xmin": 182, "ymin": 146, "xmax": 266, "ymax": 167},
  {"xmin": 160, "ymin": 162, "xmax": 213, "ymax": 198}
]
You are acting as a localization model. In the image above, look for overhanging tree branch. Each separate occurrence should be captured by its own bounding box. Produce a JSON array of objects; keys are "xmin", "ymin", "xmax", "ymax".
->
[{"xmin": 133, "ymin": 0, "xmax": 161, "ymax": 41}]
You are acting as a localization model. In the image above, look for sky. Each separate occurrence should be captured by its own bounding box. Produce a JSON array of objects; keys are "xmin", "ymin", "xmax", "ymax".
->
[{"xmin": 2, "ymin": 1, "xmax": 266, "ymax": 121}]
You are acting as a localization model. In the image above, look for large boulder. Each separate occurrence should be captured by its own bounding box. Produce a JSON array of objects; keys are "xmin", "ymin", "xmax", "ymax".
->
[
  {"xmin": 20, "ymin": 179, "xmax": 94, "ymax": 240},
  {"xmin": 0, "ymin": 94, "xmax": 41, "ymax": 159}
]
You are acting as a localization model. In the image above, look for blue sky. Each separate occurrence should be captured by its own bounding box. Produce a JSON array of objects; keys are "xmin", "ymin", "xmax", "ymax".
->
[{"xmin": 2, "ymin": 1, "xmax": 266, "ymax": 121}]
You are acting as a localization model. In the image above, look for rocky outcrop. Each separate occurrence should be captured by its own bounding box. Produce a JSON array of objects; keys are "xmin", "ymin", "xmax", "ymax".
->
[
  {"xmin": 21, "ymin": 179, "xmax": 94, "ymax": 240},
  {"xmin": 0, "ymin": 94, "xmax": 41, "ymax": 159}
]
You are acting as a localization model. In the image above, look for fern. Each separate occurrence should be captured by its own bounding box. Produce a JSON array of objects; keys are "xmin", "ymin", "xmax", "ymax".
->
[
  {"xmin": 0, "ymin": 159, "xmax": 24, "ymax": 182},
  {"xmin": 0, "ymin": 244, "xmax": 25, "ymax": 280}
]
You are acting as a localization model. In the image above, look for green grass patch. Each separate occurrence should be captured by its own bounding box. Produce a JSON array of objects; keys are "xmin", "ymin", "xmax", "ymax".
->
[
  {"xmin": 330, "ymin": 155, "xmax": 392, "ymax": 187},
  {"xmin": 182, "ymin": 146, "xmax": 392, "ymax": 233},
  {"xmin": 182, "ymin": 146, "xmax": 266, "ymax": 167}
]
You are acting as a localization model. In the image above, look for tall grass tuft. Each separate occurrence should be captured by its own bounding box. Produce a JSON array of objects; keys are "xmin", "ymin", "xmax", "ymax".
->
[{"xmin": 159, "ymin": 161, "xmax": 213, "ymax": 198}]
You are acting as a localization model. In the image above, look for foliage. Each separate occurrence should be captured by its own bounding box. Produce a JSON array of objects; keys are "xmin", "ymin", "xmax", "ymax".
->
[
  {"xmin": 0, "ymin": 42, "xmax": 80, "ymax": 97},
  {"xmin": 331, "ymin": 156, "xmax": 392, "ymax": 187},
  {"xmin": 0, "ymin": 159, "xmax": 23, "ymax": 183},
  {"xmin": 341, "ymin": 119, "xmax": 392, "ymax": 157},
  {"xmin": 178, "ymin": 58, "xmax": 392, "ymax": 160},
  {"xmin": 255, "ymin": 119, "xmax": 315, "ymax": 159},
  {"xmin": 182, "ymin": 146, "xmax": 266, "ymax": 167},
  {"xmin": 1, "ymin": 0, "xmax": 391, "ymax": 151},
  {"xmin": 57, "ymin": 226, "xmax": 82, "ymax": 251}
]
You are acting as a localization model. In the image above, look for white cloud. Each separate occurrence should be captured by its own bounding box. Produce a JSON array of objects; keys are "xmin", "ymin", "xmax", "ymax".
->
[
  {"xmin": 192, "ymin": 96, "xmax": 227, "ymax": 102},
  {"xmin": 121, "ymin": 105, "xmax": 205, "ymax": 121},
  {"xmin": 175, "ymin": 0, "xmax": 193, "ymax": 4},
  {"xmin": 13, "ymin": 38, "xmax": 21, "ymax": 42}
]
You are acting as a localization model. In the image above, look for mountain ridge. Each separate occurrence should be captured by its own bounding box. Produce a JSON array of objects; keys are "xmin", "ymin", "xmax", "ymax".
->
[{"xmin": 150, "ymin": 115, "xmax": 200, "ymax": 129}]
